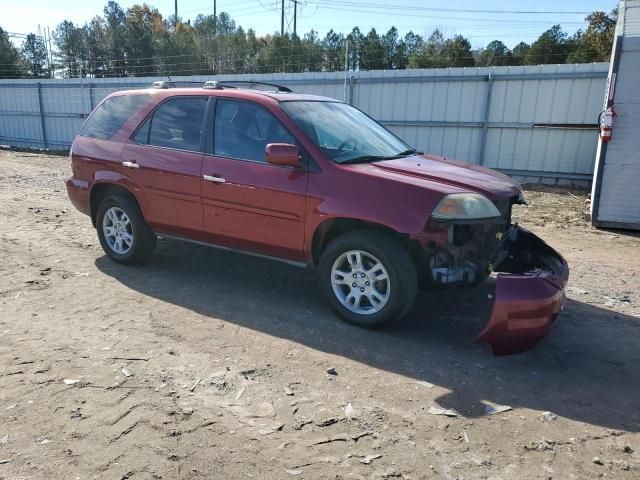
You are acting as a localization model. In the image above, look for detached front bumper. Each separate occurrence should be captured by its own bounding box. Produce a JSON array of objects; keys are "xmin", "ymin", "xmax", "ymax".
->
[{"xmin": 475, "ymin": 227, "xmax": 569, "ymax": 355}]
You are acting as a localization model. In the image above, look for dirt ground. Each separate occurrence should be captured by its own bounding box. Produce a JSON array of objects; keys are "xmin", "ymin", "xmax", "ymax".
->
[{"xmin": 0, "ymin": 150, "xmax": 639, "ymax": 480}]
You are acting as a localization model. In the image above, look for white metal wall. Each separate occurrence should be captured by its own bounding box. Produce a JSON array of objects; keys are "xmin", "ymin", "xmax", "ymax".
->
[
  {"xmin": 0, "ymin": 63, "xmax": 608, "ymax": 184},
  {"xmin": 592, "ymin": 0, "xmax": 640, "ymax": 228}
]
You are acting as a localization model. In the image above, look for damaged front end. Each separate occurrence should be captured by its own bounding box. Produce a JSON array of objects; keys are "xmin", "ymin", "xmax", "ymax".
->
[
  {"xmin": 418, "ymin": 195, "xmax": 569, "ymax": 355},
  {"xmin": 476, "ymin": 226, "xmax": 568, "ymax": 355}
]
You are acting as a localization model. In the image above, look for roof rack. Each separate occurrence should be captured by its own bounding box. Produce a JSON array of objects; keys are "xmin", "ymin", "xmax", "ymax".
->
[
  {"xmin": 214, "ymin": 81, "xmax": 293, "ymax": 93},
  {"xmin": 151, "ymin": 80, "xmax": 204, "ymax": 89},
  {"xmin": 151, "ymin": 79, "xmax": 293, "ymax": 93}
]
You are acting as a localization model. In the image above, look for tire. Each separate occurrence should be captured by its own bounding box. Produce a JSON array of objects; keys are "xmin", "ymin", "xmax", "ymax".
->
[
  {"xmin": 318, "ymin": 230, "xmax": 418, "ymax": 329},
  {"xmin": 96, "ymin": 194, "xmax": 157, "ymax": 265}
]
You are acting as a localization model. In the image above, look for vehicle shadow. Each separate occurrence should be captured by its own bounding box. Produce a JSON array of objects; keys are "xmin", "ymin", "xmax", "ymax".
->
[{"xmin": 95, "ymin": 238, "xmax": 640, "ymax": 432}]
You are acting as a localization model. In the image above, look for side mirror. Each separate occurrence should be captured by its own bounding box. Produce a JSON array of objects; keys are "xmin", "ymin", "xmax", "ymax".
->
[{"xmin": 265, "ymin": 143, "xmax": 301, "ymax": 167}]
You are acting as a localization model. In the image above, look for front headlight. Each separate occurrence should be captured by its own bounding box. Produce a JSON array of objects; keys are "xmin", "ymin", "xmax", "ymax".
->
[{"xmin": 432, "ymin": 193, "xmax": 501, "ymax": 221}]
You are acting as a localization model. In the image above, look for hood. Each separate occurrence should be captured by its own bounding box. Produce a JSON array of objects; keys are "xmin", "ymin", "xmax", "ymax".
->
[{"xmin": 366, "ymin": 153, "xmax": 522, "ymax": 200}]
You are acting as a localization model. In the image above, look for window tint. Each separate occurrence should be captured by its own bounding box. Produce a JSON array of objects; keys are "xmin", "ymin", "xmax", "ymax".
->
[
  {"xmin": 214, "ymin": 99, "xmax": 294, "ymax": 163},
  {"xmin": 80, "ymin": 94, "xmax": 150, "ymax": 139},
  {"xmin": 147, "ymin": 97, "xmax": 207, "ymax": 152},
  {"xmin": 133, "ymin": 117, "xmax": 151, "ymax": 144}
]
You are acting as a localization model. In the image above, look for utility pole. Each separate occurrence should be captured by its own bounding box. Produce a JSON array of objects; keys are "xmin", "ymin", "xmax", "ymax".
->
[
  {"xmin": 292, "ymin": 0, "xmax": 299, "ymax": 37},
  {"xmin": 47, "ymin": 26, "xmax": 53, "ymax": 77},
  {"xmin": 344, "ymin": 40, "xmax": 349, "ymax": 102},
  {"xmin": 174, "ymin": 0, "xmax": 178, "ymax": 21},
  {"xmin": 213, "ymin": 0, "xmax": 217, "ymax": 33},
  {"xmin": 281, "ymin": 0, "xmax": 284, "ymax": 36}
]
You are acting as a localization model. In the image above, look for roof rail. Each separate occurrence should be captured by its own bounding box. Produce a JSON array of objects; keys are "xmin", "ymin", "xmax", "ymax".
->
[
  {"xmin": 152, "ymin": 80, "xmax": 206, "ymax": 89},
  {"xmin": 203, "ymin": 80, "xmax": 224, "ymax": 90},
  {"xmin": 217, "ymin": 81, "xmax": 293, "ymax": 93},
  {"xmin": 151, "ymin": 79, "xmax": 293, "ymax": 93}
]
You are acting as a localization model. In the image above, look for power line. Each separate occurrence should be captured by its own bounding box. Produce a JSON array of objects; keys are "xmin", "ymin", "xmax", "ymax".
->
[
  {"xmin": 306, "ymin": 0, "xmax": 592, "ymax": 16},
  {"xmin": 0, "ymin": 46, "xmax": 608, "ymax": 74},
  {"xmin": 181, "ymin": 0, "xmax": 264, "ymax": 15},
  {"xmin": 301, "ymin": 6, "xmax": 586, "ymax": 25}
]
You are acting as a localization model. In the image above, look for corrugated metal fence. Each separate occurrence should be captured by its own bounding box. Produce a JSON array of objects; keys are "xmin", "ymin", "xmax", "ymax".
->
[{"xmin": 0, "ymin": 63, "xmax": 608, "ymax": 185}]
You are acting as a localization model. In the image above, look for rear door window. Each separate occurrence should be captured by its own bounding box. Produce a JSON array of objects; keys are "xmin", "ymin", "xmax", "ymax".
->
[
  {"xmin": 145, "ymin": 97, "xmax": 208, "ymax": 152},
  {"xmin": 80, "ymin": 94, "xmax": 150, "ymax": 139}
]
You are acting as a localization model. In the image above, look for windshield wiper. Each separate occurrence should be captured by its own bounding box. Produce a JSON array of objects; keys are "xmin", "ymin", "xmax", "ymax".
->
[
  {"xmin": 338, "ymin": 155, "xmax": 389, "ymax": 165},
  {"xmin": 392, "ymin": 149, "xmax": 420, "ymax": 157},
  {"xmin": 339, "ymin": 149, "xmax": 420, "ymax": 165}
]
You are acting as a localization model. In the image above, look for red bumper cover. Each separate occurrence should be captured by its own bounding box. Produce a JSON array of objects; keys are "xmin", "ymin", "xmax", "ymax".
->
[
  {"xmin": 475, "ymin": 227, "xmax": 569, "ymax": 355},
  {"xmin": 66, "ymin": 177, "xmax": 91, "ymax": 216}
]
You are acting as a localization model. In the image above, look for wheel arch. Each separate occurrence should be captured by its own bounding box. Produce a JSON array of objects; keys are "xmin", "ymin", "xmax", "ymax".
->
[
  {"xmin": 310, "ymin": 217, "xmax": 426, "ymax": 267},
  {"xmin": 90, "ymin": 182, "xmax": 142, "ymax": 227}
]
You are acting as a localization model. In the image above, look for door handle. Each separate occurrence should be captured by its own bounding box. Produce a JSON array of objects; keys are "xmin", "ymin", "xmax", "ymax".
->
[
  {"xmin": 203, "ymin": 174, "xmax": 226, "ymax": 184},
  {"xmin": 122, "ymin": 161, "xmax": 139, "ymax": 169}
]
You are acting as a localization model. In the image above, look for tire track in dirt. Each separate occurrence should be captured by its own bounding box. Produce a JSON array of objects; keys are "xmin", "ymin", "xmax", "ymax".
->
[{"xmin": 1, "ymin": 151, "xmax": 639, "ymax": 479}]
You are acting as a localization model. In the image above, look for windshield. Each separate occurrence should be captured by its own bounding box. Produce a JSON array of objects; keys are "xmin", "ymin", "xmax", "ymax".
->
[{"xmin": 280, "ymin": 101, "xmax": 415, "ymax": 164}]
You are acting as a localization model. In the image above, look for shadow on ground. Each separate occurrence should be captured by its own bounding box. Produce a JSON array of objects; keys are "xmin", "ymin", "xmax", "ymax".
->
[{"xmin": 96, "ymin": 238, "xmax": 640, "ymax": 432}]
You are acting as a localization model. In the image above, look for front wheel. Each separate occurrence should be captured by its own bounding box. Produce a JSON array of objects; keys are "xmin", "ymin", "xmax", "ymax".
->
[
  {"xmin": 96, "ymin": 194, "xmax": 157, "ymax": 265},
  {"xmin": 318, "ymin": 230, "xmax": 418, "ymax": 328}
]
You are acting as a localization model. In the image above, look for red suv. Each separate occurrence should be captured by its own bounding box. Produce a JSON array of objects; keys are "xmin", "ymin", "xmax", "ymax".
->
[{"xmin": 67, "ymin": 80, "xmax": 568, "ymax": 355}]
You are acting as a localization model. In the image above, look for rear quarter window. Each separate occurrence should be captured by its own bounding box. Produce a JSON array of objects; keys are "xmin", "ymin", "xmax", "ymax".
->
[{"xmin": 79, "ymin": 94, "xmax": 150, "ymax": 140}]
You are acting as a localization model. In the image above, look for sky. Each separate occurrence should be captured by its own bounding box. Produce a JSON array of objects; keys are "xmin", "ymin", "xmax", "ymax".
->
[{"xmin": 3, "ymin": 0, "xmax": 619, "ymax": 50}]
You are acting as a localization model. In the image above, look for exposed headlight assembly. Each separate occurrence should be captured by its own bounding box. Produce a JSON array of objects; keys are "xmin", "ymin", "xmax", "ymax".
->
[{"xmin": 432, "ymin": 193, "xmax": 501, "ymax": 221}]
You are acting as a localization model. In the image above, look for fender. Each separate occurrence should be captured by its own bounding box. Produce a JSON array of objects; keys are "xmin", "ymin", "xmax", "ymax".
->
[
  {"xmin": 304, "ymin": 197, "xmax": 430, "ymax": 263},
  {"xmin": 91, "ymin": 170, "xmax": 148, "ymax": 219}
]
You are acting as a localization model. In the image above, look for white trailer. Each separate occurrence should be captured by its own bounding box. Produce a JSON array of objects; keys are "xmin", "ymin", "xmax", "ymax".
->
[{"xmin": 591, "ymin": 0, "xmax": 640, "ymax": 229}]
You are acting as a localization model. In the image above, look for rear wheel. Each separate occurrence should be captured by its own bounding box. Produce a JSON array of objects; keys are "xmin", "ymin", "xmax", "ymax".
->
[
  {"xmin": 96, "ymin": 195, "xmax": 156, "ymax": 265},
  {"xmin": 318, "ymin": 230, "xmax": 418, "ymax": 328}
]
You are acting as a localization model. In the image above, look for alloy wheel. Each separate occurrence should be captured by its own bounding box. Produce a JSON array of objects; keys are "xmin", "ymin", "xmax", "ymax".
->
[
  {"xmin": 330, "ymin": 250, "xmax": 391, "ymax": 315},
  {"xmin": 102, "ymin": 206, "xmax": 134, "ymax": 254}
]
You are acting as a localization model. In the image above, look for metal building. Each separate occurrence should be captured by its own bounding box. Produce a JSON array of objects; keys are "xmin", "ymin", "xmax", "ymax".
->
[
  {"xmin": 0, "ymin": 64, "xmax": 608, "ymax": 186},
  {"xmin": 591, "ymin": 0, "xmax": 640, "ymax": 229}
]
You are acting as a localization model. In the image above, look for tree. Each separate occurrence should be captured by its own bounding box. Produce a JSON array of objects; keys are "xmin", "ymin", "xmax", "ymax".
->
[
  {"xmin": 322, "ymin": 29, "xmax": 345, "ymax": 72},
  {"xmin": 402, "ymin": 31, "xmax": 424, "ymax": 61},
  {"xmin": 84, "ymin": 16, "xmax": 109, "ymax": 76},
  {"xmin": 361, "ymin": 28, "xmax": 384, "ymax": 70},
  {"xmin": 477, "ymin": 40, "xmax": 512, "ymax": 67},
  {"xmin": 441, "ymin": 34, "xmax": 474, "ymax": 67},
  {"xmin": 584, "ymin": 10, "xmax": 617, "ymax": 60},
  {"xmin": 124, "ymin": 3, "xmax": 164, "ymax": 76},
  {"xmin": 525, "ymin": 25, "xmax": 569, "ymax": 65},
  {"xmin": 567, "ymin": 10, "xmax": 617, "ymax": 63},
  {"xmin": 158, "ymin": 19, "xmax": 204, "ymax": 76},
  {"xmin": 255, "ymin": 34, "xmax": 289, "ymax": 73},
  {"xmin": 0, "ymin": 27, "xmax": 23, "ymax": 78},
  {"xmin": 210, "ymin": 12, "xmax": 241, "ymax": 73},
  {"xmin": 103, "ymin": 1, "xmax": 126, "ymax": 75},
  {"xmin": 346, "ymin": 27, "xmax": 364, "ymax": 71},
  {"xmin": 381, "ymin": 27, "xmax": 405, "ymax": 69},
  {"xmin": 53, "ymin": 20, "xmax": 85, "ymax": 77},
  {"xmin": 21, "ymin": 33, "xmax": 49, "ymax": 77},
  {"xmin": 19, "ymin": 4, "xmax": 621, "ymax": 80},
  {"xmin": 193, "ymin": 14, "xmax": 218, "ymax": 73},
  {"xmin": 300, "ymin": 30, "xmax": 324, "ymax": 72},
  {"xmin": 408, "ymin": 29, "xmax": 446, "ymax": 68},
  {"xmin": 511, "ymin": 42, "xmax": 530, "ymax": 65}
]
